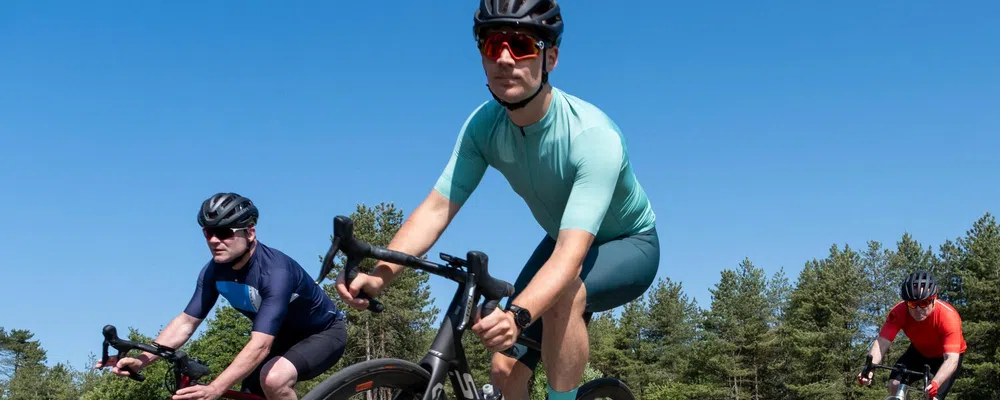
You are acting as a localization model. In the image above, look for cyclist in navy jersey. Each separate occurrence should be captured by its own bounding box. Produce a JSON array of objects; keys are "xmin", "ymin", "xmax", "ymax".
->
[{"xmin": 96, "ymin": 193, "xmax": 347, "ymax": 400}]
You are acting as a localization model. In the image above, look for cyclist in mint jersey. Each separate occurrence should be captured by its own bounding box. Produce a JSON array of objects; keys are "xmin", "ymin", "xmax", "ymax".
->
[
  {"xmin": 97, "ymin": 193, "xmax": 347, "ymax": 400},
  {"xmin": 335, "ymin": 2, "xmax": 659, "ymax": 400}
]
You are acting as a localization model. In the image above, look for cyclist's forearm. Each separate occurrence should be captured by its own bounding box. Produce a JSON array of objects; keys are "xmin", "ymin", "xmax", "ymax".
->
[
  {"xmin": 139, "ymin": 313, "xmax": 201, "ymax": 365},
  {"xmin": 210, "ymin": 332, "xmax": 273, "ymax": 392},
  {"xmin": 869, "ymin": 337, "xmax": 890, "ymax": 364},
  {"xmin": 513, "ymin": 261, "xmax": 578, "ymax": 323},
  {"xmin": 932, "ymin": 353, "xmax": 960, "ymax": 386},
  {"xmin": 510, "ymin": 230, "xmax": 592, "ymax": 322},
  {"xmin": 375, "ymin": 191, "xmax": 455, "ymax": 282}
]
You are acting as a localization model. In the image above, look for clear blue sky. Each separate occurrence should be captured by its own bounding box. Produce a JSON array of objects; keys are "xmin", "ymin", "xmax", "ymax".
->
[{"xmin": 2, "ymin": 1, "xmax": 997, "ymax": 370}]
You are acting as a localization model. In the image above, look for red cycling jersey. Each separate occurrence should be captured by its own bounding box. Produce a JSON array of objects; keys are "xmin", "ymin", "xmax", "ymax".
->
[{"xmin": 879, "ymin": 299, "xmax": 967, "ymax": 358}]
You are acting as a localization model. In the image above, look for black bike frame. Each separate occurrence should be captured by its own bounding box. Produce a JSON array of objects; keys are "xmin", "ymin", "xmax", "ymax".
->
[
  {"xmin": 419, "ymin": 281, "xmax": 489, "ymax": 400},
  {"xmin": 417, "ymin": 293, "xmax": 587, "ymax": 400}
]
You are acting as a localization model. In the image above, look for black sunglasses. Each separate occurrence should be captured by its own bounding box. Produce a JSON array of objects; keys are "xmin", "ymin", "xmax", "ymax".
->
[{"xmin": 202, "ymin": 227, "xmax": 248, "ymax": 240}]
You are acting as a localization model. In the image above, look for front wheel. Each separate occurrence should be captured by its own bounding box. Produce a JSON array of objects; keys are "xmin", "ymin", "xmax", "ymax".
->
[
  {"xmin": 576, "ymin": 377, "xmax": 635, "ymax": 400},
  {"xmin": 302, "ymin": 358, "xmax": 434, "ymax": 400}
]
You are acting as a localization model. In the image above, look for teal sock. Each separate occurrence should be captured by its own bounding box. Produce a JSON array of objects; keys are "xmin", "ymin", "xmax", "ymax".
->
[{"xmin": 546, "ymin": 383, "xmax": 578, "ymax": 400}]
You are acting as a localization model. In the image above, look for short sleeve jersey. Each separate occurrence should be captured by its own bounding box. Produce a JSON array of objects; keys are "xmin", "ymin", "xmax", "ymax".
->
[
  {"xmin": 183, "ymin": 242, "xmax": 341, "ymax": 336},
  {"xmin": 434, "ymin": 87, "xmax": 656, "ymax": 244},
  {"xmin": 878, "ymin": 300, "xmax": 967, "ymax": 358}
]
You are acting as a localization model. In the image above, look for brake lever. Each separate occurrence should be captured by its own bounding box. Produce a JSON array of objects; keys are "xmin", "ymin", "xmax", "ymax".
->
[
  {"xmin": 861, "ymin": 354, "xmax": 873, "ymax": 377},
  {"xmin": 101, "ymin": 338, "xmax": 111, "ymax": 367},
  {"xmin": 316, "ymin": 235, "xmax": 342, "ymax": 285},
  {"xmin": 456, "ymin": 273, "xmax": 478, "ymax": 331}
]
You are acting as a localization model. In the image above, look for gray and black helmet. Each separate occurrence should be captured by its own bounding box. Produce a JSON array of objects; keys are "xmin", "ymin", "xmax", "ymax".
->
[
  {"xmin": 473, "ymin": 0, "xmax": 564, "ymax": 45},
  {"xmin": 197, "ymin": 192, "xmax": 258, "ymax": 228},
  {"xmin": 900, "ymin": 270, "xmax": 938, "ymax": 302}
]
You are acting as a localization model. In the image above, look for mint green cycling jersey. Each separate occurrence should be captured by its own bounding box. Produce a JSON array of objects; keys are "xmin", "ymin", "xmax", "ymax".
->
[{"xmin": 433, "ymin": 87, "xmax": 656, "ymax": 244}]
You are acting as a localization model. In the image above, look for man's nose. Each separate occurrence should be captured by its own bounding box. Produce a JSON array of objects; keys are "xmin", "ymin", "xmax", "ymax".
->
[{"xmin": 495, "ymin": 45, "xmax": 516, "ymax": 65}]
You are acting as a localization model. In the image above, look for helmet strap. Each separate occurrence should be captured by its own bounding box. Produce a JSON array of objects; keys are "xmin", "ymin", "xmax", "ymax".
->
[
  {"xmin": 488, "ymin": 49, "xmax": 549, "ymax": 111},
  {"xmin": 228, "ymin": 237, "xmax": 256, "ymax": 269}
]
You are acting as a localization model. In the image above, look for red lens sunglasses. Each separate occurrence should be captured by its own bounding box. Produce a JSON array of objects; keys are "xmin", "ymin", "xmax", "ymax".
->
[
  {"xmin": 478, "ymin": 32, "xmax": 547, "ymax": 61},
  {"xmin": 906, "ymin": 295, "xmax": 936, "ymax": 309}
]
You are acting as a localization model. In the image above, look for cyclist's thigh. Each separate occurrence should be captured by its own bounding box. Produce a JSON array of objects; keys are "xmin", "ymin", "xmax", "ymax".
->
[
  {"xmin": 511, "ymin": 228, "xmax": 661, "ymax": 312},
  {"xmin": 579, "ymin": 227, "xmax": 660, "ymax": 313},
  {"xmin": 934, "ymin": 353, "xmax": 964, "ymax": 399},
  {"xmin": 282, "ymin": 319, "xmax": 348, "ymax": 382}
]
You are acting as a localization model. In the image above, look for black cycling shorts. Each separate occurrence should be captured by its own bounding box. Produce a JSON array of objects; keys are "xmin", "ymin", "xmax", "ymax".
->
[
  {"xmin": 890, "ymin": 345, "xmax": 964, "ymax": 400},
  {"xmin": 241, "ymin": 318, "xmax": 347, "ymax": 395},
  {"xmin": 504, "ymin": 227, "xmax": 660, "ymax": 371}
]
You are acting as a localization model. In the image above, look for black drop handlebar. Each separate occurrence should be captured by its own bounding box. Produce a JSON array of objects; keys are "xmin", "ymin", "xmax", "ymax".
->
[
  {"xmin": 861, "ymin": 354, "xmax": 932, "ymax": 389},
  {"xmin": 315, "ymin": 215, "xmax": 515, "ymax": 328},
  {"xmin": 100, "ymin": 324, "xmax": 211, "ymax": 386}
]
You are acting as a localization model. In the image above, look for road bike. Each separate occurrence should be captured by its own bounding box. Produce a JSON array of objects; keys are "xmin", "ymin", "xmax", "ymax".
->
[
  {"xmin": 99, "ymin": 324, "xmax": 265, "ymax": 400},
  {"xmin": 861, "ymin": 354, "xmax": 934, "ymax": 400},
  {"xmin": 301, "ymin": 215, "xmax": 635, "ymax": 400}
]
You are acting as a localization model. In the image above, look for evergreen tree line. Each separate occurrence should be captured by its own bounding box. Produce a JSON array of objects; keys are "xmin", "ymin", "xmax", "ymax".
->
[{"xmin": 2, "ymin": 204, "xmax": 996, "ymax": 399}]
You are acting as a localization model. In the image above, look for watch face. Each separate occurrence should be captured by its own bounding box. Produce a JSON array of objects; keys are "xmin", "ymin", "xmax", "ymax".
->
[{"xmin": 516, "ymin": 310, "xmax": 531, "ymax": 327}]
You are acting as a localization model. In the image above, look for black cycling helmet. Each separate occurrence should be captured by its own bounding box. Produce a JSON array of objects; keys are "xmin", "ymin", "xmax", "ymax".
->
[
  {"xmin": 473, "ymin": 0, "xmax": 563, "ymax": 111},
  {"xmin": 473, "ymin": 0, "xmax": 564, "ymax": 45},
  {"xmin": 197, "ymin": 192, "xmax": 258, "ymax": 229},
  {"xmin": 900, "ymin": 270, "xmax": 939, "ymax": 302}
]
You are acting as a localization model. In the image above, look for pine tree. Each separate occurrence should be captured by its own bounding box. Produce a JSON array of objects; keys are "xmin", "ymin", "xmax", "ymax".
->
[
  {"xmin": 947, "ymin": 213, "xmax": 1000, "ymax": 399},
  {"xmin": 645, "ymin": 277, "xmax": 699, "ymax": 382},
  {"xmin": 1, "ymin": 328, "xmax": 49, "ymax": 400},
  {"xmin": 781, "ymin": 245, "xmax": 869, "ymax": 400},
  {"xmin": 698, "ymin": 259, "xmax": 774, "ymax": 400}
]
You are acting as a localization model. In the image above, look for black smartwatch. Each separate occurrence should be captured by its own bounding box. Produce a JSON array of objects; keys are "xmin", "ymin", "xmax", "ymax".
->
[{"xmin": 507, "ymin": 304, "xmax": 532, "ymax": 331}]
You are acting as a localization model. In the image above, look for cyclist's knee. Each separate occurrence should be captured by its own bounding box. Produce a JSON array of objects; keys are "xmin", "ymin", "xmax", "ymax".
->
[
  {"xmin": 490, "ymin": 353, "xmax": 517, "ymax": 382},
  {"xmin": 260, "ymin": 357, "xmax": 297, "ymax": 394},
  {"xmin": 490, "ymin": 354, "xmax": 531, "ymax": 394},
  {"xmin": 887, "ymin": 379, "xmax": 901, "ymax": 392}
]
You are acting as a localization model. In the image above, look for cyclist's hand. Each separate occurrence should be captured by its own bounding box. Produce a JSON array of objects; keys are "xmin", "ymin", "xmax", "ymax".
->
[
  {"xmin": 95, "ymin": 355, "xmax": 144, "ymax": 378},
  {"xmin": 471, "ymin": 306, "xmax": 518, "ymax": 352},
  {"xmin": 924, "ymin": 381, "xmax": 939, "ymax": 399},
  {"xmin": 856, "ymin": 370, "xmax": 873, "ymax": 386},
  {"xmin": 335, "ymin": 270, "xmax": 384, "ymax": 310},
  {"xmin": 856, "ymin": 370, "xmax": 871, "ymax": 386},
  {"xmin": 172, "ymin": 383, "xmax": 224, "ymax": 400}
]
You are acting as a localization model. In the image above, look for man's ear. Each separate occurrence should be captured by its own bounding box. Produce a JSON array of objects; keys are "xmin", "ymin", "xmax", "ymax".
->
[{"xmin": 546, "ymin": 46, "xmax": 559, "ymax": 72}]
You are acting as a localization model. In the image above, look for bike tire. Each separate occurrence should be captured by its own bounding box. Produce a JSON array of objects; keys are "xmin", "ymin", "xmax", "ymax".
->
[
  {"xmin": 575, "ymin": 377, "xmax": 635, "ymax": 400},
  {"xmin": 302, "ymin": 358, "xmax": 433, "ymax": 400}
]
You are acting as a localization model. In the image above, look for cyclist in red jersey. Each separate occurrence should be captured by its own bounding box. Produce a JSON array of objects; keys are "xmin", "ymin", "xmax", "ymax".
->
[{"xmin": 858, "ymin": 270, "xmax": 966, "ymax": 400}]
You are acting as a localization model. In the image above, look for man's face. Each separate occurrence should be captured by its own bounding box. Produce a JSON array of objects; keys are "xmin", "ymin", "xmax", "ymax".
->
[
  {"xmin": 202, "ymin": 226, "xmax": 254, "ymax": 263},
  {"xmin": 906, "ymin": 296, "xmax": 936, "ymax": 321},
  {"xmin": 478, "ymin": 28, "xmax": 558, "ymax": 103}
]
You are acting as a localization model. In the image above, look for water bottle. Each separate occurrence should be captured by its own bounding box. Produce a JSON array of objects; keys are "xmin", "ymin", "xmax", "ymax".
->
[{"xmin": 481, "ymin": 384, "xmax": 503, "ymax": 400}]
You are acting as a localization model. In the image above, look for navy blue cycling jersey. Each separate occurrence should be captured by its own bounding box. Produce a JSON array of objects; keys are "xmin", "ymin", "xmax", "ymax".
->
[{"xmin": 183, "ymin": 242, "xmax": 341, "ymax": 336}]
